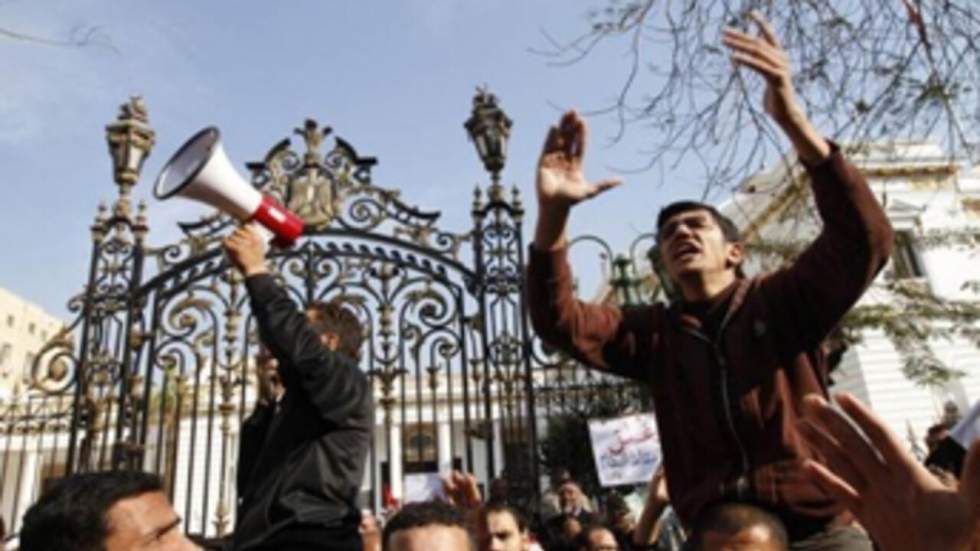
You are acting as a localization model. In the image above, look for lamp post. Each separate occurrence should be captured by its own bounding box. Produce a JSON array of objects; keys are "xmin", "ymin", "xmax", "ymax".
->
[
  {"xmin": 609, "ymin": 254, "xmax": 642, "ymax": 306},
  {"xmin": 464, "ymin": 86, "xmax": 512, "ymax": 201},
  {"xmin": 105, "ymin": 96, "xmax": 155, "ymax": 217}
]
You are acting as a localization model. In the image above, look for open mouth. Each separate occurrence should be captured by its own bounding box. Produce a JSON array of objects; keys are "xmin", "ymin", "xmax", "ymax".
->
[{"xmin": 672, "ymin": 242, "xmax": 700, "ymax": 261}]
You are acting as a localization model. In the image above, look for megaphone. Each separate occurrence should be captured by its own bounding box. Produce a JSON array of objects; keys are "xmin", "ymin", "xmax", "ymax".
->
[{"xmin": 154, "ymin": 127, "xmax": 304, "ymax": 248}]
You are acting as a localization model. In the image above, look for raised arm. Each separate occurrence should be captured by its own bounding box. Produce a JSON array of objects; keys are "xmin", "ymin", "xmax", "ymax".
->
[
  {"xmin": 224, "ymin": 226, "xmax": 372, "ymax": 430},
  {"xmin": 533, "ymin": 111, "xmax": 620, "ymax": 251},
  {"xmin": 632, "ymin": 466, "xmax": 671, "ymax": 548},
  {"xmin": 528, "ymin": 112, "xmax": 659, "ymax": 378},
  {"xmin": 723, "ymin": 13, "xmax": 894, "ymax": 356}
]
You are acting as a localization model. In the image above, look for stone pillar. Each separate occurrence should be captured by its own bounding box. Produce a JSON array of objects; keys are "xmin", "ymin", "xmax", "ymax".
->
[
  {"xmin": 388, "ymin": 424, "xmax": 403, "ymax": 501},
  {"xmin": 18, "ymin": 450, "xmax": 40, "ymax": 521},
  {"xmin": 437, "ymin": 422, "xmax": 452, "ymax": 474},
  {"xmin": 920, "ymin": 246, "xmax": 963, "ymax": 299},
  {"xmin": 492, "ymin": 417, "xmax": 504, "ymax": 478}
]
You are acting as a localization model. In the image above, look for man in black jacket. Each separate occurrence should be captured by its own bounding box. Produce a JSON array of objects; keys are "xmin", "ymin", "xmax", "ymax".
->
[{"xmin": 225, "ymin": 225, "xmax": 374, "ymax": 551}]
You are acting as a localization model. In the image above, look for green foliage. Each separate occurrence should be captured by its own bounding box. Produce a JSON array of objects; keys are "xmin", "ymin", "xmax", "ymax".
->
[{"xmin": 753, "ymin": 228, "xmax": 980, "ymax": 387}]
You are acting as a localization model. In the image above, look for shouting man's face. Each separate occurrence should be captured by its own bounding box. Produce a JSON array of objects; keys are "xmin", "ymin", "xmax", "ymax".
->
[{"xmin": 658, "ymin": 208, "xmax": 743, "ymax": 286}]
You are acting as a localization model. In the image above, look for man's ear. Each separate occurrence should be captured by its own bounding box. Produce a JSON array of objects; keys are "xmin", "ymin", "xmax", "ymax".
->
[{"xmin": 725, "ymin": 241, "xmax": 745, "ymax": 272}]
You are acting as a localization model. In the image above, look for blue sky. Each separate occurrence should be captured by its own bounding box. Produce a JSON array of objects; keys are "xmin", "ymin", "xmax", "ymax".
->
[{"xmin": 0, "ymin": 0, "xmax": 739, "ymax": 319}]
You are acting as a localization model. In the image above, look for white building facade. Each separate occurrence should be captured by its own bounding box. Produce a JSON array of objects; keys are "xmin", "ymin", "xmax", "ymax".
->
[{"xmin": 0, "ymin": 288, "xmax": 66, "ymax": 400}]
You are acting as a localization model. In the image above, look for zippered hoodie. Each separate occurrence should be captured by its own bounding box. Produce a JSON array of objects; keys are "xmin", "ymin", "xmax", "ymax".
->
[{"xmin": 527, "ymin": 145, "xmax": 894, "ymax": 527}]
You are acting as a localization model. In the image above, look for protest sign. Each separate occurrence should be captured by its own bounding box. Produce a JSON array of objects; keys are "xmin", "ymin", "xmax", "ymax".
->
[
  {"xmin": 403, "ymin": 472, "xmax": 445, "ymax": 503},
  {"xmin": 952, "ymin": 400, "xmax": 980, "ymax": 449},
  {"xmin": 588, "ymin": 413, "xmax": 661, "ymax": 487}
]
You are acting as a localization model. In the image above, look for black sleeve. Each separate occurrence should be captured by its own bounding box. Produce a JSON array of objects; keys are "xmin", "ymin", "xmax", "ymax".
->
[
  {"xmin": 925, "ymin": 436, "xmax": 966, "ymax": 477},
  {"xmin": 237, "ymin": 406, "xmax": 272, "ymax": 494},
  {"xmin": 245, "ymin": 273, "xmax": 372, "ymax": 430}
]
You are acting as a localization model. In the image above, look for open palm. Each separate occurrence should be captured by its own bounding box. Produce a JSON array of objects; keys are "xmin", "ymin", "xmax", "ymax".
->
[
  {"xmin": 801, "ymin": 393, "xmax": 980, "ymax": 551},
  {"xmin": 537, "ymin": 111, "xmax": 619, "ymax": 209}
]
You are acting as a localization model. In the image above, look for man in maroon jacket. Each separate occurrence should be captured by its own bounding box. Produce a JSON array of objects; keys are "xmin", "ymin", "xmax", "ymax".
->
[{"xmin": 526, "ymin": 12, "xmax": 893, "ymax": 550}]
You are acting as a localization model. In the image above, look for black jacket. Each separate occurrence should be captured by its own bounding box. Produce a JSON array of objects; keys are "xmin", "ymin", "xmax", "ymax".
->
[{"xmin": 234, "ymin": 274, "xmax": 373, "ymax": 550}]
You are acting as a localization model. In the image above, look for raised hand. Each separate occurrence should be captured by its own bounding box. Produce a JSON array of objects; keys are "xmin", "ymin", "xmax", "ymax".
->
[
  {"xmin": 722, "ymin": 11, "xmax": 830, "ymax": 162},
  {"xmin": 722, "ymin": 12, "xmax": 799, "ymax": 125},
  {"xmin": 442, "ymin": 470, "xmax": 482, "ymax": 511},
  {"xmin": 533, "ymin": 111, "xmax": 621, "ymax": 251},
  {"xmin": 537, "ymin": 111, "xmax": 621, "ymax": 210},
  {"xmin": 799, "ymin": 392, "xmax": 980, "ymax": 551},
  {"xmin": 441, "ymin": 470, "xmax": 484, "ymax": 543},
  {"xmin": 223, "ymin": 224, "xmax": 269, "ymax": 277}
]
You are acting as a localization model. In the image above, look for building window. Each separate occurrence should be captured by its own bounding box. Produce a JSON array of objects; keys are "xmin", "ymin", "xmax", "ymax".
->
[
  {"xmin": 24, "ymin": 352, "xmax": 35, "ymax": 371},
  {"xmin": 0, "ymin": 343, "xmax": 10, "ymax": 367},
  {"xmin": 892, "ymin": 230, "xmax": 925, "ymax": 279},
  {"xmin": 6, "ymin": 315, "xmax": 13, "ymax": 328},
  {"xmin": 403, "ymin": 424, "xmax": 437, "ymax": 465},
  {"xmin": 28, "ymin": 322, "xmax": 36, "ymax": 335}
]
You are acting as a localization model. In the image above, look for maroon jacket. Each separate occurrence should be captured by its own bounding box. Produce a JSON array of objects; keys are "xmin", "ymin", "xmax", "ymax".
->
[{"xmin": 527, "ymin": 147, "xmax": 894, "ymax": 526}]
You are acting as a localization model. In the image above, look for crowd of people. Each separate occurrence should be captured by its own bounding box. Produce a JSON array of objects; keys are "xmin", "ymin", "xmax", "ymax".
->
[
  {"xmin": 8, "ymin": 411, "xmax": 980, "ymax": 551},
  {"xmin": 4, "ymin": 11, "xmax": 980, "ymax": 551}
]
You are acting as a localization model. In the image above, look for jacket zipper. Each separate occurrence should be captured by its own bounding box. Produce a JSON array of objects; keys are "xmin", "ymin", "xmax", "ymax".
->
[{"xmin": 682, "ymin": 310, "xmax": 750, "ymax": 498}]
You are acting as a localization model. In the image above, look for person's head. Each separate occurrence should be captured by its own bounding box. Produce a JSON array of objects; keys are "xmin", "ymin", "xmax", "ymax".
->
[
  {"xmin": 360, "ymin": 510, "xmax": 382, "ymax": 551},
  {"xmin": 488, "ymin": 478, "xmax": 509, "ymax": 503},
  {"xmin": 655, "ymin": 201, "xmax": 744, "ymax": 300},
  {"xmin": 19, "ymin": 471, "xmax": 199, "ymax": 551},
  {"xmin": 560, "ymin": 514, "xmax": 584, "ymax": 541},
  {"xmin": 483, "ymin": 502, "xmax": 529, "ymax": 551},
  {"xmin": 688, "ymin": 502, "xmax": 789, "ymax": 551},
  {"xmin": 575, "ymin": 524, "xmax": 619, "ymax": 551},
  {"xmin": 254, "ymin": 347, "xmax": 283, "ymax": 403},
  {"xmin": 306, "ymin": 301, "xmax": 364, "ymax": 361},
  {"xmin": 605, "ymin": 497, "xmax": 634, "ymax": 535},
  {"xmin": 558, "ymin": 480, "xmax": 585, "ymax": 513},
  {"xmin": 550, "ymin": 467, "xmax": 572, "ymax": 488},
  {"xmin": 382, "ymin": 500, "xmax": 474, "ymax": 551},
  {"xmin": 926, "ymin": 422, "xmax": 951, "ymax": 453}
]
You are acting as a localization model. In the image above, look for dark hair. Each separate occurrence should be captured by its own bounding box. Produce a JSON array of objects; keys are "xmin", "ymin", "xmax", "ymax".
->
[
  {"xmin": 927, "ymin": 422, "xmax": 953, "ymax": 436},
  {"xmin": 688, "ymin": 502, "xmax": 789, "ymax": 551},
  {"xmin": 307, "ymin": 301, "xmax": 364, "ymax": 361},
  {"xmin": 19, "ymin": 471, "xmax": 164, "ymax": 551},
  {"xmin": 382, "ymin": 500, "xmax": 474, "ymax": 551},
  {"xmin": 656, "ymin": 201, "xmax": 741, "ymax": 243},
  {"xmin": 484, "ymin": 501, "xmax": 528, "ymax": 533},
  {"xmin": 574, "ymin": 523, "xmax": 615, "ymax": 551},
  {"xmin": 653, "ymin": 201, "xmax": 746, "ymax": 282}
]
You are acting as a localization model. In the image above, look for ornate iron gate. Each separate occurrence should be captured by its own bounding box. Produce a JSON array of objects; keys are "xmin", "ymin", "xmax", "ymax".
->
[{"xmin": 1, "ymin": 95, "xmax": 649, "ymax": 539}]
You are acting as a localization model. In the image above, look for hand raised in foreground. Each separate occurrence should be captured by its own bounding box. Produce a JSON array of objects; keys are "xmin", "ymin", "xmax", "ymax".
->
[
  {"xmin": 442, "ymin": 470, "xmax": 482, "ymax": 511},
  {"xmin": 223, "ymin": 224, "xmax": 269, "ymax": 277},
  {"xmin": 442, "ymin": 470, "xmax": 484, "ymax": 542},
  {"xmin": 536, "ymin": 111, "xmax": 620, "ymax": 212},
  {"xmin": 799, "ymin": 392, "xmax": 980, "ymax": 551}
]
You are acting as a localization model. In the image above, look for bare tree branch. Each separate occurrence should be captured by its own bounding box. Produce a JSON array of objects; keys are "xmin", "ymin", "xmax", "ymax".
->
[
  {"xmin": 0, "ymin": 23, "xmax": 116, "ymax": 52},
  {"xmin": 537, "ymin": 0, "xmax": 980, "ymax": 198}
]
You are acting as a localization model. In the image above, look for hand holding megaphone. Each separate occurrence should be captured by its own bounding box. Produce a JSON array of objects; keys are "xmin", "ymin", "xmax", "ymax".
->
[
  {"xmin": 154, "ymin": 127, "xmax": 304, "ymax": 248},
  {"xmin": 223, "ymin": 224, "xmax": 270, "ymax": 277}
]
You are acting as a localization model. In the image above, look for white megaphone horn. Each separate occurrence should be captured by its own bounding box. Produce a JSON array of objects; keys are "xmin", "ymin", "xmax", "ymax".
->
[{"xmin": 154, "ymin": 127, "xmax": 304, "ymax": 248}]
